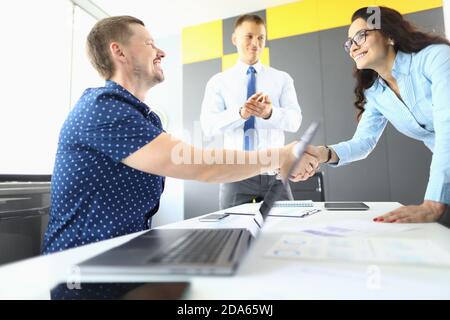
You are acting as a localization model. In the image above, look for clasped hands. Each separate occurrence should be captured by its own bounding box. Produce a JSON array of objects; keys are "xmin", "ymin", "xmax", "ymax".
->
[
  {"xmin": 240, "ymin": 92, "xmax": 273, "ymax": 120},
  {"xmin": 279, "ymin": 143, "xmax": 321, "ymax": 183}
]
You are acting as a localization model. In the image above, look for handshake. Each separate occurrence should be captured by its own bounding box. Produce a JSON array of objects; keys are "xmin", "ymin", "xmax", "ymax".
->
[{"xmin": 279, "ymin": 144, "xmax": 334, "ymax": 182}]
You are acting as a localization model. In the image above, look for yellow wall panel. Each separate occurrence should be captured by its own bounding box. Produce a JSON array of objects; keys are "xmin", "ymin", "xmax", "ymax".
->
[
  {"xmin": 267, "ymin": 0, "xmax": 443, "ymax": 40},
  {"xmin": 222, "ymin": 48, "xmax": 270, "ymax": 71},
  {"xmin": 260, "ymin": 47, "xmax": 271, "ymax": 68},
  {"xmin": 222, "ymin": 52, "xmax": 238, "ymax": 71},
  {"xmin": 317, "ymin": 0, "xmax": 374, "ymax": 30},
  {"xmin": 375, "ymin": 0, "xmax": 442, "ymax": 15},
  {"xmin": 267, "ymin": 0, "xmax": 319, "ymax": 40},
  {"xmin": 182, "ymin": 1, "xmax": 443, "ymax": 64},
  {"xmin": 182, "ymin": 20, "xmax": 223, "ymax": 64}
]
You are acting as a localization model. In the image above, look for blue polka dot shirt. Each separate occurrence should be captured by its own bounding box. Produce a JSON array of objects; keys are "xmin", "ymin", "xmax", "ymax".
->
[{"xmin": 42, "ymin": 80, "xmax": 165, "ymax": 254}]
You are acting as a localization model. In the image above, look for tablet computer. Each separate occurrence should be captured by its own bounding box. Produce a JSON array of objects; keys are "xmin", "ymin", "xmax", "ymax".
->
[{"xmin": 324, "ymin": 202, "xmax": 369, "ymax": 210}]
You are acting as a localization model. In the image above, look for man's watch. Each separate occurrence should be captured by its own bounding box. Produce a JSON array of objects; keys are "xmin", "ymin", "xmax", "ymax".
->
[{"xmin": 263, "ymin": 109, "xmax": 272, "ymax": 120}]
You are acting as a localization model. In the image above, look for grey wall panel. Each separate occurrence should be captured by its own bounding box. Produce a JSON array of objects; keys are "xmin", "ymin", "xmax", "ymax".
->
[
  {"xmin": 406, "ymin": 8, "xmax": 445, "ymax": 34},
  {"xmin": 269, "ymin": 32, "xmax": 328, "ymax": 198},
  {"xmin": 183, "ymin": 59, "xmax": 221, "ymax": 137},
  {"xmin": 269, "ymin": 33, "xmax": 326, "ymax": 145},
  {"xmin": 319, "ymin": 26, "xmax": 391, "ymax": 201},
  {"xmin": 385, "ymin": 124, "xmax": 431, "ymax": 205},
  {"xmin": 183, "ymin": 59, "xmax": 222, "ymax": 218}
]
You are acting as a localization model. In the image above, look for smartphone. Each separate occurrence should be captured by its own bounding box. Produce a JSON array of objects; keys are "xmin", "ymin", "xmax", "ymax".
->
[
  {"xmin": 51, "ymin": 282, "xmax": 190, "ymax": 300},
  {"xmin": 324, "ymin": 202, "xmax": 369, "ymax": 210},
  {"xmin": 199, "ymin": 213, "xmax": 230, "ymax": 222}
]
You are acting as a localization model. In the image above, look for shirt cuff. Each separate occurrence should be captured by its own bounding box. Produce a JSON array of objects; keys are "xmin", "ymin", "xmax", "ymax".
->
[
  {"xmin": 228, "ymin": 107, "xmax": 246, "ymax": 126},
  {"xmin": 205, "ymin": 107, "xmax": 245, "ymax": 136},
  {"xmin": 260, "ymin": 107, "xmax": 282, "ymax": 126},
  {"xmin": 328, "ymin": 142, "xmax": 351, "ymax": 167},
  {"xmin": 424, "ymin": 177, "xmax": 450, "ymax": 205}
]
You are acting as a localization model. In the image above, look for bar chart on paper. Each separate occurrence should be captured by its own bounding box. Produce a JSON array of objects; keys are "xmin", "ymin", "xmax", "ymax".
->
[{"xmin": 266, "ymin": 235, "xmax": 450, "ymax": 267}]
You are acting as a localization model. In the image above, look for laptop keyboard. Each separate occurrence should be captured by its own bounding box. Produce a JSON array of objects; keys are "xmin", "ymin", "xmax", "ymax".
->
[{"xmin": 148, "ymin": 229, "xmax": 239, "ymax": 264}]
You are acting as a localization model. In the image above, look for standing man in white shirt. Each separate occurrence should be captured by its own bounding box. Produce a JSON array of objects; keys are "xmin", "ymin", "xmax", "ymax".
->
[{"xmin": 200, "ymin": 14, "xmax": 303, "ymax": 209}]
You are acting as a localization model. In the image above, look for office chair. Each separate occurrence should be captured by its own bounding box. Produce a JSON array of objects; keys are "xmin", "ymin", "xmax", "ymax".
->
[{"xmin": 288, "ymin": 171, "xmax": 325, "ymax": 201}]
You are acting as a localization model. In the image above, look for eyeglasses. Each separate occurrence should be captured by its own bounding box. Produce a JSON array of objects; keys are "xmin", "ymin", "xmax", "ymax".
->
[{"xmin": 343, "ymin": 29, "xmax": 379, "ymax": 54}]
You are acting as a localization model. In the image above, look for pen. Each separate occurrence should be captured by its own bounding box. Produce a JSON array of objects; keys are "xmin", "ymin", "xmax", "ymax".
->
[
  {"xmin": 225, "ymin": 212, "xmax": 254, "ymax": 216},
  {"xmin": 299, "ymin": 208, "xmax": 321, "ymax": 218},
  {"xmin": 225, "ymin": 209, "xmax": 321, "ymax": 219}
]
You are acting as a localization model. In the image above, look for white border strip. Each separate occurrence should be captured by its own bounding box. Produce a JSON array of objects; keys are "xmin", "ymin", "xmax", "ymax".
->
[{"xmin": 70, "ymin": 0, "xmax": 109, "ymax": 20}]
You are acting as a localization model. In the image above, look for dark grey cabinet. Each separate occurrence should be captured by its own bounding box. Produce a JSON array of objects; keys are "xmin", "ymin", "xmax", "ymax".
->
[{"xmin": 0, "ymin": 183, "xmax": 50, "ymax": 265}]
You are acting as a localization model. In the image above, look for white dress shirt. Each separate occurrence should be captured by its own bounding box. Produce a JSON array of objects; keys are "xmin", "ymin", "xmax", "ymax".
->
[{"xmin": 200, "ymin": 60, "xmax": 302, "ymax": 151}]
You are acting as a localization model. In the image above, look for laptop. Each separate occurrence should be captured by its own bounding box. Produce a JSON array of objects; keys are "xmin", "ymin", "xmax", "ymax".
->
[{"xmin": 78, "ymin": 122, "xmax": 319, "ymax": 276}]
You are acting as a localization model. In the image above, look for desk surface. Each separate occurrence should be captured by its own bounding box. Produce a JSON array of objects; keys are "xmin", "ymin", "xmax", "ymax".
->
[{"xmin": 1, "ymin": 202, "xmax": 449, "ymax": 299}]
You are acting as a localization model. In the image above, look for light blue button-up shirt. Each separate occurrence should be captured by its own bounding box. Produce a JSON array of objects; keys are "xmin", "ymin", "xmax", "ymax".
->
[{"xmin": 331, "ymin": 44, "xmax": 450, "ymax": 204}]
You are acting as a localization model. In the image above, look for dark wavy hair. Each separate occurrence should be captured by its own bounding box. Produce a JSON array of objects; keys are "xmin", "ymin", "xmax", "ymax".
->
[{"xmin": 351, "ymin": 7, "xmax": 450, "ymax": 119}]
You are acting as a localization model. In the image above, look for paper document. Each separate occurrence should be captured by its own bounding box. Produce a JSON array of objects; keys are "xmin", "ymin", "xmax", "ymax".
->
[
  {"xmin": 277, "ymin": 219, "xmax": 419, "ymax": 237},
  {"xmin": 266, "ymin": 235, "xmax": 450, "ymax": 267}
]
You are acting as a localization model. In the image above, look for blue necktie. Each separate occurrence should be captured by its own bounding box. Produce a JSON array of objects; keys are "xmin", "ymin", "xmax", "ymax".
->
[{"xmin": 243, "ymin": 66, "xmax": 256, "ymax": 150}]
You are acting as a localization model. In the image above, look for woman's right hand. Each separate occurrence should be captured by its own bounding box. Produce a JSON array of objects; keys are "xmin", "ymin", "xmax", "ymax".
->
[
  {"xmin": 280, "ymin": 143, "xmax": 320, "ymax": 182},
  {"xmin": 306, "ymin": 145, "xmax": 329, "ymax": 164}
]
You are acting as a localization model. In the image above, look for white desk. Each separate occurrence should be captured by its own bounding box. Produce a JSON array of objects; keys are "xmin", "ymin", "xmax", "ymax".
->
[{"xmin": 1, "ymin": 202, "xmax": 449, "ymax": 299}]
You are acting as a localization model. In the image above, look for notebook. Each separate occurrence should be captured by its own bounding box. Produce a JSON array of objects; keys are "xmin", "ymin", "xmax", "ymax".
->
[{"xmin": 273, "ymin": 200, "xmax": 314, "ymax": 208}]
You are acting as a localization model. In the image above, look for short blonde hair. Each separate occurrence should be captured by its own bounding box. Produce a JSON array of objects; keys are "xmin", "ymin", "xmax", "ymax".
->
[{"xmin": 86, "ymin": 16, "xmax": 144, "ymax": 79}]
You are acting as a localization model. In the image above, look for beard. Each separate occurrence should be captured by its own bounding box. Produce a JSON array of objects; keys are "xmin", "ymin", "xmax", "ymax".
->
[
  {"xmin": 153, "ymin": 68, "xmax": 164, "ymax": 83},
  {"xmin": 133, "ymin": 64, "xmax": 164, "ymax": 88}
]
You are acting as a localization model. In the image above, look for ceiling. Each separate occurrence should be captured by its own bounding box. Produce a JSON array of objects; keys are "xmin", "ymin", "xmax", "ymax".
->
[{"xmin": 93, "ymin": 0, "xmax": 297, "ymax": 38}]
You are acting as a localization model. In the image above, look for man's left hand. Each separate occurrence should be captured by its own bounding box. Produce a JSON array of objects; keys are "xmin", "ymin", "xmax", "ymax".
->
[{"xmin": 374, "ymin": 200, "xmax": 447, "ymax": 223}]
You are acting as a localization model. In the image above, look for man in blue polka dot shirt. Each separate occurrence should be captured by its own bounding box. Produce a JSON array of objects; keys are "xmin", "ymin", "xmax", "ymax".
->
[{"xmin": 42, "ymin": 16, "xmax": 319, "ymax": 254}]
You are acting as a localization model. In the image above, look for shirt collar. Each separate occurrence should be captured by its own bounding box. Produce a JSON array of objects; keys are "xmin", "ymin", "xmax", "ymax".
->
[
  {"xmin": 235, "ymin": 60, "xmax": 264, "ymax": 75},
  {"xmin": 375, "ymin": 50, "xmax": 412, "ymax": 89},
  {"xmin": 105, "ymin": 80, "xmax": 151, "ymax": 116},
  {"xmin": 392, "ymin": 50, "xmax": 412, "ymax": 76}
]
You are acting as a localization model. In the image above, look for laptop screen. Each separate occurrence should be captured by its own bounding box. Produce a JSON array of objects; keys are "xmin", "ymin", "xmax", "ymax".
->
[{"xmin": 259, "ymin": 122, "xmax": 319, "ymax": 221}]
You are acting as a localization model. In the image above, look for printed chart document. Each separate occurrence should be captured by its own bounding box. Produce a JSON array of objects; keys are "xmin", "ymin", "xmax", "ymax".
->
[
  {"xmin": 275, "ymin": 219, "xmax": 419, "ymax": 237},
  {"xmin": 265, "ymin": 235, "xmax": 450, "ymax": 267}
]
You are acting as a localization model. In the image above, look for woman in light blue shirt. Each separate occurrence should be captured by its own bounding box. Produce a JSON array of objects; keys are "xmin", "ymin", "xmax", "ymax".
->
[{"xmin": 308, "ymin": 6, "xmax": 450, "ymax": 223}]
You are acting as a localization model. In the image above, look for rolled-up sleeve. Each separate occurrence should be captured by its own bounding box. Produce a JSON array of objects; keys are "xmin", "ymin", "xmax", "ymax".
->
[
  {"xmin": 79, "ymin": 93, "xmax": 163, "ymax": 163},
  {"xmin": 258, "ymin": 73, "xmax": 302, "ymax": 132},
  {"xmin": 422, "ymin": 45, "xmax": 450, "ymax": 204},
  {"xmin": 329, "ymin": 101, "xmax": 388, "ymax": 167}
]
